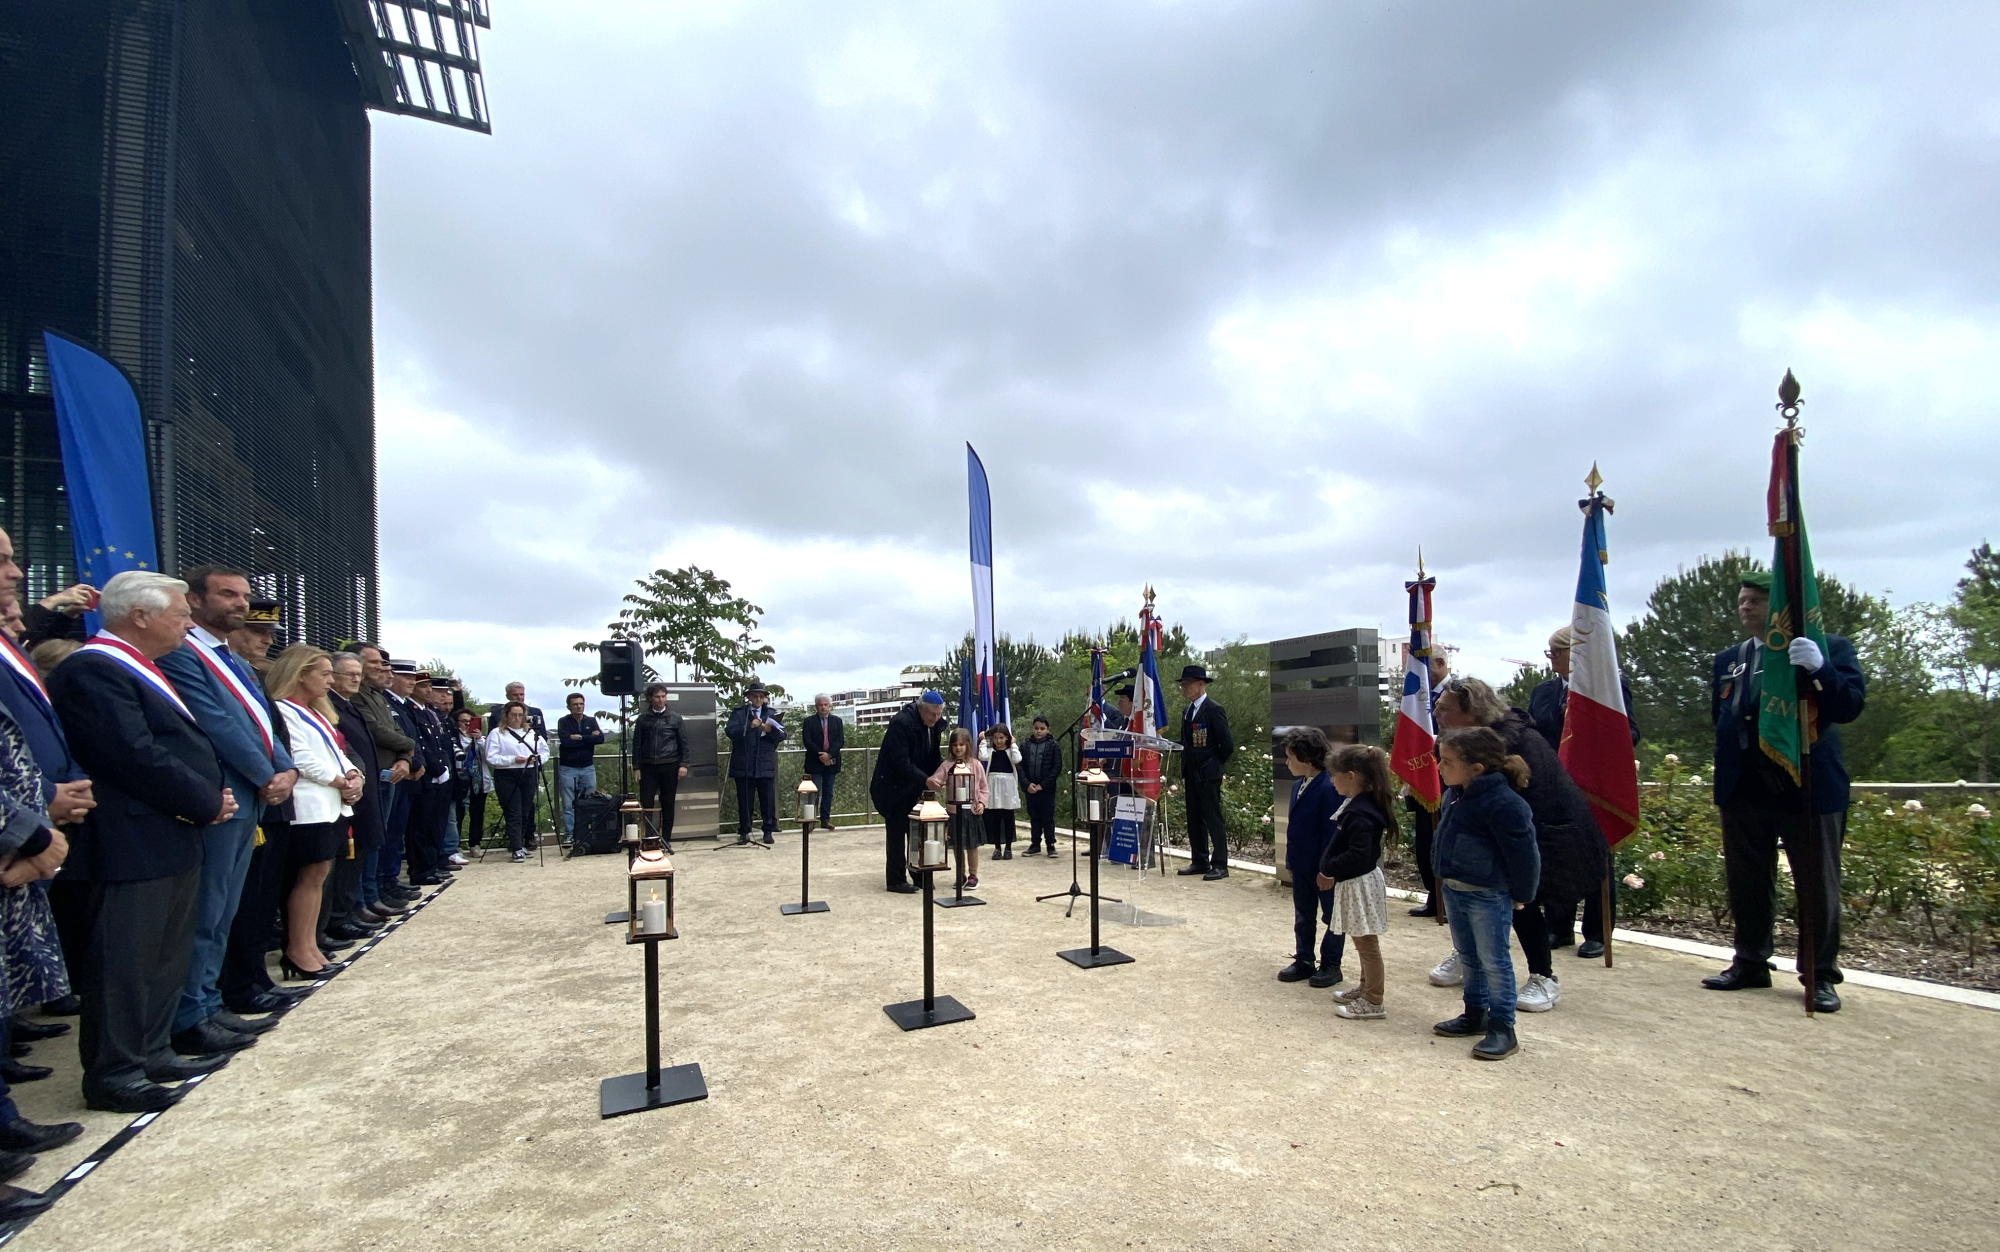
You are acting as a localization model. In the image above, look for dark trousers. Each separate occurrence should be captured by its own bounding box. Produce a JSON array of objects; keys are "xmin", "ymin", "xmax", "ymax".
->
[
  {"xmin": 638, "ymin": 763, "xmax": 682, "ymax": 842},
  {"xmin": 327, "ymin": 842, "xmax": 363, "ymax": 920},
  {"xmin": 462, "ymin": 790, "xmax": 488, "ymax": 848},
  {"xmin": 1025, "ymin": 789, "xmax": 1057, "ymax": 850},
  {"xmin": 51, "ymin": 868, "xmax": 201, "ymax": 1092},
  {"xmin": 806, "ymin": 768, "xmax": 838, "ymax": 823},
  {"xmin": 379, "ymin": 781, "xmax": 414, "ymax": 890},
  {"xmin": 220, "ymin": 822, "xmax": 290, "ymax": 1008},
  {"xmin": 406, "ymin": 786, "xmax": 447, "ymax": 882},
  {"xmin": 880, "ymin": 796, "xmax": 913, "ymax": 887},
  {"xmin": 494, "ymin": 769, "xmax": 537, "ymax": 853},
  {"xmin": 1510, "ymin": 898, "xmax": 1554, "ymax": 977},
  {"xmin": 735, "ymin": 775, "xmax": 777, "ymax": 836},
  {"xmin": 1291, "ymin": 873, "xmax": 1345, "ymax": 974},
  {"xmin": 1722, "ymin": 803, "xmax": 1844, "ymax": 982},
  {"xmin": 983, "ymin": 806, "xmax": 1016, "ymax": 848},
  {"xmin": 1408, "ymin": 801, "xmax": 1438, "ymax": 900},
  {"xmin": 1184, "ymin": 774, "xmax": 1227, "ymax": 870},
  {"xmin": 1549, "ymin": 877, "xmax": 1617, "ymax": 945}
]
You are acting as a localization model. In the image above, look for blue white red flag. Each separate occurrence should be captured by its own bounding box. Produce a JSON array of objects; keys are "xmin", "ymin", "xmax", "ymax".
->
[
  {"xmin": 1390, "ymin": 570, "xmax": 1442, "ymax": 810},
  {"xmin": 968, "ymin": 443, "xmax": 999, "ymax": 732},
  {"xmin": 1558, "ymin": 484, "xmax": 1639, "ymax": 844},
  {"xmin": 1128, "ymin": 588, "xmax": 1167, "ymax": 797}
]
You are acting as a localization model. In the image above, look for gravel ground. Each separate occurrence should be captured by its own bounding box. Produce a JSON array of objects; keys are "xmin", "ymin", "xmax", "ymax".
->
[{"xmin": 11, "ymin": 827, "xmax": 2000, "ymax": 1252}]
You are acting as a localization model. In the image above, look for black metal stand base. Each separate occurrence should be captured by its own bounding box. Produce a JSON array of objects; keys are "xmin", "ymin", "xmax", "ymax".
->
[
  {"xmin": 779, "ymin": 900, "xmax": 830, "ymax": 915},
  {"xmin": 715, "ymin": 835, "xmax": 772, "ymax": 852},
  {"xmin": 882, "ymin": 994, "xmax": 975, "ymax": 1031},
  {"xmin": 599, "ymin": 1063, "xmax": 708, "ymax": 1118},
  {"xmin": 1059, "ymin": 945, "xmax": 1134, "ymax": 969},
  {"xmin": 933, "ymin": 893, "xmax": 985, "ymax": 908},
  {"xmin": 604, "ymin": 910, "xmax": 628, "ymax": 925}
]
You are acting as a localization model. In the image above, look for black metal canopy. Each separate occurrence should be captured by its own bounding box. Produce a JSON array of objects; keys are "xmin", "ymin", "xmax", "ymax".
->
[{"xmin": 336, "ymin": 0, "xmax": 492, "ymax": 133}]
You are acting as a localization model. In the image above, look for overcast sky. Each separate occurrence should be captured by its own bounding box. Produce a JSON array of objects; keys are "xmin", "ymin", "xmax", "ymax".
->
[{"xmin": 370, "ymin": 0, "xmax": 1999, "ymax": 712}]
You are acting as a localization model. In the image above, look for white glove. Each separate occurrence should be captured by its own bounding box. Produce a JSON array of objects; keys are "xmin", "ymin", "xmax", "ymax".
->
[{"xmin": 1788, "ymin": 636, "xmax": 1824, "ymax": 673}]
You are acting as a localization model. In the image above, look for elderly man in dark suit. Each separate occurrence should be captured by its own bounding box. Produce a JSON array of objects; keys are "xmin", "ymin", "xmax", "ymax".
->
[
  {"xmin": 1703, "ymin": 569, "xmax": 1866, "ymax": 1013},
  {"xmin": 801, "ymin": 694, "xmax": 844, "ymax": 826},
  {"xmin": 1177, "ymin": 664, "xmax": 1235, "ymax": 880},
  {"xmin": 48, "ymin": 571, "xmax": 238, "ymax": 1114},
  {"xmin": 724, "ymin": 681, "xmax": 786, "ymax": 845},
  {"xmin": 870, "ymin": 692, "xmax": 946, "ymax": 892}
]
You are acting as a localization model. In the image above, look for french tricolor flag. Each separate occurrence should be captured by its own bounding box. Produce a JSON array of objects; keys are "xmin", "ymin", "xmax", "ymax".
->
[
  {"xmin": 968, "ymin": 443, "xmax": 1002, "ymax": 730},
  {"xmin": 1390, "ymin": 573, "xmax": 1442, "ymax": 810},
  {"xmin": 1558, "ymin": 491, "xmax": 1639, "ymax": 844}
]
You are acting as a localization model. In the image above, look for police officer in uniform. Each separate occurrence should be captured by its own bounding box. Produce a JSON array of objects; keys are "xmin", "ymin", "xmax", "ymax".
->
[
  {"xmin": 1702, "ymin": 569, "xmax": 1865, "ymax": 1013},
  {"xmin": 406, "ymin": 673, "xmax": 456, "ymax": 886},
  {"xmin": 1176, "ymin": 664, "xmax": 1234, "ymax": 880}
]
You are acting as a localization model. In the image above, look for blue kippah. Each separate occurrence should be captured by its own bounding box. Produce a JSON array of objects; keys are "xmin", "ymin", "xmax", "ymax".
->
[{"xmin": 920, "ymin": 690, "xmax": 945, "ymax": 706}]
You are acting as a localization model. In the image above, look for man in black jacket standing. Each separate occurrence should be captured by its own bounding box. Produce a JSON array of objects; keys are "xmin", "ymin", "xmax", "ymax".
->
[
  {"xmin": 1177, "ymin": 665, "xmax": 1234, "ymax": 880},
  {"xmin": 1703, "ymin": 570, "xmax": 1866, "ymax": 1013},
  {"xmin": 47, "ymin": 572, "xmax": 237, "ymax": 1114},
  {"xmin": 632, "ymin": 683, "xmax": 689, "ymax": 847},
  {"xmin": 870, "ymin": 692, "xmax": 946, "ymax": 892},
  {"xmin": 801, "ymin": 694, "xmax": 844, "ymax": 826}
]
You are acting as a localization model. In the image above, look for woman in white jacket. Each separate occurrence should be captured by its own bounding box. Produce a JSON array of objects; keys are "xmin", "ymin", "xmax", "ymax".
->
[
  {"xmin": 486, "ymin": 701, "xmax": 545, "ymax": 862},
  {"xmin": 978, "ymin": 725, "xmax": 1024, "ymax": 860},
  {"xmin": 268, "ymin": 647, "xmax": 364, "ymax": 979}
]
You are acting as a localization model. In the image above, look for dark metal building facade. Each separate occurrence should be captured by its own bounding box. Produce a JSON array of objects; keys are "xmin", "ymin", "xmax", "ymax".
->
[{"xmin": 0, "ymin": 0, "xmax": 487, "ymax": 644}]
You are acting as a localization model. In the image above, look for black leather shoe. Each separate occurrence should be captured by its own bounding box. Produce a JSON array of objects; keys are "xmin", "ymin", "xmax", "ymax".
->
[
  {"xmin": 326, "ymin": 922, "xmax": 374, "ymax": 942},
  {"xmin": 762, "ymin": 833, "xmax": 775, "ymax": 845},
  {"xmin": 225, "ymin": 992, "xmax": 298, "ymax": 1016},
  {"xmin": 5, "ymin": 1042, "xmax": 27, "ymax": 1058},
  {"xmin": 1701, "ymin": 964, "xmax": 1772, "ymax": 991},
  {"xmin": 735, "ymin": 834, "xmax": 751, "ymax": 846},
  {"xmin": 1408, "ymin": 904, "xmax": 1437, "ymax": 917},
  {"xmin": 8, "ymin": 1016, "xmax": 69, "ymax": 1042},
  {"xmin": 41, "ymin": 994, "xmax": 81, "ymax": 1017},
  {"xmin": 1176, "ymin": 865, "xmax": 1207, "ymax": 876},
  {"xmin": 368, "ymin": 899, "xmax": 410, "ymax": 917},
  {"xmin": 147, "ymin": 1053, "xmax": 231, "ymax": 1082},
  {"xmin": 1576, "ymin": 940, "xmax": 1606, "ymax": 959},
  {"xmin": 211, "ymin": 1008, "xmax": 278, "ymax": 1035},
  {"xmin": 84, "ymin": 1080, "xmax": 181, "ymax": 1114},
  {"xmin": 0, "ymin": 1152, "xmax": 28, "ymax": 1183},
  {"xmin": 0, "ymin": 1117, "xmax": 80, "ymax": 1154},
  {"xmin": 1276, "ymin": 960, "xmax": 1315, "ymax": 983},
  {"xmin": 342, "ymin": 912, "xmax": 385, "ymax": 930},
  {"xmin": 0, "ymin": 1061, "xmax": 50, "ymax": 1084},
  {"xmin": 1472, "ymin": 1026, "xmax": 1519, "ymax": 1060},
  {"xmin": 886, "ymin": 883, "xmax": 919, "ymax": 894},
  {"xmin": 1810, "ymin": 984, "xmax": 1842, "ymax": 1013},
  {"xmin": 0, "ymin": 1182, "xmax": 53, "ymax": 1220},
  {"xmin": 1308, "ymin": 967, "xmax": 1344, "ymax": 989},
  {"xmin": 171, "ymin": 1020, "xmax": 256, "ymax": 1055},
  {"xmin": 317, "ymin": 933, "xmax": 356, "ymax": 953},
  {"xmin": 1202, "ymin": 867, "xmax": 1229, "ymax": 880},
  {"xmin": 1433, "ymin": 1009, "xmax": 1489, "ymax": 1037},
  {"xmin": 1547, "ymin": 932, "xmax": 1576, "ymax": 950}
]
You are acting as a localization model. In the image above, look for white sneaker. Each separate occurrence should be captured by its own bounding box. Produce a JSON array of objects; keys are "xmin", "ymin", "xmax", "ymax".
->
[
  {"xmin": 1517, "ymin": 973, "xmax": 1560, "ymax": 1013},
  {"xmin": 1428, "ymin": 953, "xmax": 1464, "ymax": 987},
  {"xmin": 447, "ymin": 853, "xmax": 469, "ymax": 867}
]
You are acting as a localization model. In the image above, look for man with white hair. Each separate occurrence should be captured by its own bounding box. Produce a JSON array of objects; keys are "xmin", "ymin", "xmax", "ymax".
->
[
  {"xmin": 801, "ymin": 694, "xmax": 844, "ymax": 826},
  {"xmin": 486, "ymin": 682, "xmax": 547, "ymax": 739},
  {"xmin": 47, "ymin": 571, "xmax": 239, "ymax": 1114}
]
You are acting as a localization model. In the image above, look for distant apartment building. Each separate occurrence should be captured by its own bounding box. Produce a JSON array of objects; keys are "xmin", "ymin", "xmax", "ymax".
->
[{"xmin": 827, "ymin": 665, "xmax": 932, "ymax": 727}]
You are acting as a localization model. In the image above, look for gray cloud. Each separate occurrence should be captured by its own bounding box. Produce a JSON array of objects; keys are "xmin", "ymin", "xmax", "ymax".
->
[{"xmin": 372, "ymin": 0, "xmax": 2000, "ymax": 702}]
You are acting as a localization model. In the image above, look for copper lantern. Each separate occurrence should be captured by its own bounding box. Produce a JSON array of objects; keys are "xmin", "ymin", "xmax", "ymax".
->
[
  {"xmin": 626, "ymin": 845, "xmax": 676, "ymax": 942},
  {"xmin": 796, "ymin": 777, "xmax": 819, "ymax": 829},
  {"xmin": 1076, "ymin": 767, "xmax": 1111, "ymax": 825},
  {"xmin": 908, "ymin": 796, "xmax": 950, "ymax": 872}
]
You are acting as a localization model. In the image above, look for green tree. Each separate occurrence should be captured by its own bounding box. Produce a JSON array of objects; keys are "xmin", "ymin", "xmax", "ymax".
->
[
  {"xmin": 923, "ymin": 632, "xmax": 1057, "ymax": 726},
  {"xmin": 1937, "ymin": 543, "xmax": 2000, "ymax": 781},
  {"xmin": 569, "ymin": 566, "xmax": 778, "ymax": 705},
  {"xmin": 1501, "ymin": 662, "xmax": 1556, "ymax": 711}
]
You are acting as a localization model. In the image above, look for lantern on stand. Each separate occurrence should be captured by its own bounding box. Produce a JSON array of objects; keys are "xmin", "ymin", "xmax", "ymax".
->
[
  {"xmin": 605, "ymin": 798, "xmax": 648, "ymax": 926},
  {"xmin": 884, "ymin": 792, "xmax": 975, "ymax": 1032},
  {"xmin": 781, "ymin": 779, "xmax": 830, "ymax": 917},
  {"xmin": 947, "ymin": 760, "xmax": 975, "ymax": 806},
  {"xmin": 933, "ymin": 768, "xmax": 984, "ymax": 909},
  {"xmin": 600, "ymin": 845, "xmax": 707, "ymax": 1117},
  {"xmin": 1058, "ymin": 767, "xmax": 1133, "ymax": 970}
]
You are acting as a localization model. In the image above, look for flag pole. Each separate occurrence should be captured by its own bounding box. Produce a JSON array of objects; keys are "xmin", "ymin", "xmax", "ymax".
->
[{"xmin": 1775, "ymin": 370, "xmax": 1818, "ymax": 1017}]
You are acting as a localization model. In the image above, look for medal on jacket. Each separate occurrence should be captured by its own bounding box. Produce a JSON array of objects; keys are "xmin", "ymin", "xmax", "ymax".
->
[{"xmin": 1193, "ymin": 725, "xmax": 1208, "ymax": 748}]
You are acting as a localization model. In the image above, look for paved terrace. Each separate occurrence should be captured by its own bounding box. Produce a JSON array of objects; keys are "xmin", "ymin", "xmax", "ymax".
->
[{"xmin": 10, "ymin": 829, "xmax": 1997, "ymax": 1251}]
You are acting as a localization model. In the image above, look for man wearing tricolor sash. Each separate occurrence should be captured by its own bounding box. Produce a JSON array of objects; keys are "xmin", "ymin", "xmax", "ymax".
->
[
  {"xmin": 156, "ymin": 566, "xmax": 296, "ymax": 1057},
  {"xmin": 48, "ymin": 572, "xmax": 239, "ymax": 1113}
]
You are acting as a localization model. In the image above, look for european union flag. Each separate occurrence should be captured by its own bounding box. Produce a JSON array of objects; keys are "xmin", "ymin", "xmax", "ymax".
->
[{"xmin": 43, "ymin": 331, "xmax": 159, "ymax": 589}]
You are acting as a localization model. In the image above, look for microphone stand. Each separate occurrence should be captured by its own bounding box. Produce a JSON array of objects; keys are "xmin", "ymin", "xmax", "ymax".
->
[{"xmin": 1037, "ymin": 708, "xmax": 1122, "ymax": 915}]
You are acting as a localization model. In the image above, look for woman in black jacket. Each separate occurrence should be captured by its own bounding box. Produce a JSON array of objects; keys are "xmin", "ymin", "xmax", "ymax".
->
[{"xmin": 1434, "ymin": 677, "xmax": 1605, "ymax": 1014}]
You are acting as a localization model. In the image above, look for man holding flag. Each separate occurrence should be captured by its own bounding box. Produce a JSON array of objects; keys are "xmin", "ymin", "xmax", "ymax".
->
[{"xmin": 1703, "ymin": 398, "xmax": 1867, "ymax": 1013}]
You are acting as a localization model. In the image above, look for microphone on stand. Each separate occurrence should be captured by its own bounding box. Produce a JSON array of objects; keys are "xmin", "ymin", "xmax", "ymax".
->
[{"xmin": 1100, "ymin": 667, "xmax": 1139, "ymax": 684}]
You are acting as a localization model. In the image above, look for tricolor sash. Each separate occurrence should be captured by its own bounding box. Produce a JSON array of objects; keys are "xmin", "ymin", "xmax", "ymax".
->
[
  {"xmin": 81, "ymin": 633, "xmax": 196, "ymax": 723},
  {"xmin": 185, "ymin": 637, "xmax": 275, "ymax": 755},
  {"xmin": 0, "ymin": 633, "xmax": 51, "ymax": 710},
  {"xmin": 281, "ymin": 699, "xmax": 345, "ymax": 765}
]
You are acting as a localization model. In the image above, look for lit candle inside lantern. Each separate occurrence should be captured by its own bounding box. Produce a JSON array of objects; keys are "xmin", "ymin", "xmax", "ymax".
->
[
  {"xmin": 639, "ymin": 889, "xmax": 667, "ymax": 936},
  {"xmin": 1086, "ymin": 796, "xmax": 1101, "ymax": 822},
  {"xmin": 922, "ymin": 838, "xmax": 944, "ymax": 867}
]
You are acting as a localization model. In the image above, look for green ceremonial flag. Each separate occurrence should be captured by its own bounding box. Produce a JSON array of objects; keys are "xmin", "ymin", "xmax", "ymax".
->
[{"xmin": 1757, "ymin": 424, "xmax": 1826, "ymax": 787}]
